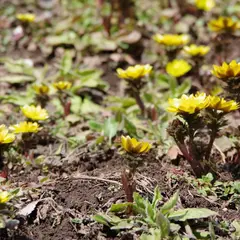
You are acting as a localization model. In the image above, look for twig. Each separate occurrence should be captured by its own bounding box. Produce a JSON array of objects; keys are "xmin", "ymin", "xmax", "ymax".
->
[
  {"xmin": 71, "ymin": 175, "xmax": 122, "ymax": 186},
  {"xmin": 194, "ymin": 193, "xmax": 222, "ymax": 206}
]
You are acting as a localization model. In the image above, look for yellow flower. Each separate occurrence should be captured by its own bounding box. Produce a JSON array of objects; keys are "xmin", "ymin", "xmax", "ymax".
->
[
  {"xmin": 16, "ymin": 13, "xmax": 35, "ymax": 23},
  {"xmin": 21, "ymin": 105, "xmax": 49, "ymax": 121},
  {"xmin": 208, "ymin": 96, "xmax": 239, "ymax": 112},
  {"xmin": 0, "ymin": 191, "xmax": 11, "ymax": 204},
  {"xmin": 121, "ymin": 136, "xmax": 151, "ymax": 154},
  {"xmin": 33, "ymin": 84, "xmax": 49, "ymax": 95},
  {"xmin": 166, "ymin": 59, "xmax": 192, "ymax": 77},
  {"xmin": 184, "ymin": 44, "xmax": 210, "ymax": 57},
  {"xmin": 153, "ymin": 34, "xmax": 190, "ymax": 47},
  {"xmin": 117, "ymin": 64, "xmax": 152, "ymax": 80},
  {"xmin": 53, "ymin": 81, "xmax": 72, "ymax": 91},
  {"xmin": 195, "ymin": 0, "xmax": 215, "ymax": 11},
  {"xmin": 10, "ymin": 122, "xmax": 41, "ymax": 134},
  {"xmin": 208, "ymin": 17, "xmax": 240, "ymax": 33},
  {"xmin": 212, "ymin": 60, "xmax": 240, "ymax": 79},
  {"xmin": 167, "ymin": 92, "xmax": 209, "ymax": 114},
  {"xmin": 0, "ymin": 125, "xmax": 15, "ymax": 144}
]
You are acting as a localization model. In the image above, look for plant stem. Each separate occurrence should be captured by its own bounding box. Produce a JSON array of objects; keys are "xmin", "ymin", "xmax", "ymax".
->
[
  {"xmin": 174, "ymin": 138, "xmax": 205, "ymax": 177},
  {"xmin": 0, "ymin": 149, "xmax": 4, "ymax": 171},
  {"xmin": 174, "ymin": 140, "xmax": 192, "ymax": 162},
  {"xmin": 121, "ymin": 168, "xmax": 135, "ymax": 203},
  {"xmin": 205, "ymin": 128, "xmax": 217, "ymax": 161},
  {"xmin": 59, "ymin": 93, "xmax": 71, "ymax": 118},
  {"xmin": 132, "ymin": 90, "xmax": 145, "ymax": 116},
  {"xmin": 64, "ymin": 100, "xmax": 71, "ymax": 117}
]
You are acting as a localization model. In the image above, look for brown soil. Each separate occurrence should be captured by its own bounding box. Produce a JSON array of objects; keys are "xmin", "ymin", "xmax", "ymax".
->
[{"xmin": 2, "ymin": 150, "xmax": 238, "ymax": 240}]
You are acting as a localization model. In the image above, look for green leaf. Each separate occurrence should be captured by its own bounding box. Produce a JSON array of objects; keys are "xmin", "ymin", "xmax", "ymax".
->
[
  {"xmin": 0, "ymin": 92, "xmax": 35, "ymax": 105},
  {"xmin": 2, "ymin": 58, "xmax": 34, "ymax": 75},
  {"xmin": 72, "ymin": 69, "xmax": 108, "ymax": 91},
  {"xmin": 0, "ymin": 75, "xmax": 35, "ymax": 83},
  {"xmin": 168, "ymin": 76, "xmax": 178, "ymax": 94},
  {"xmin": 46, "ymin": 31, "xmax": 77, "ymax": 46},
  {"xmin": 93, "ymin": 214, "xmax": 112, "ymax": 226},
  {"xmin": 152, "ymin": 186, "xmax": 162, "ymax": 208},
  {"xmin": 156, "ymin": 211, "xmax": 170, "ymax": 238},
  {"xmin": 111, "ymin": 220, "xmax": 133, "ymax": 230},
  {"xmin": 60, "ymin": 50, "xmax": 73, "ymax": 75},
  {"xmin": 170, "ymin": 223, "xmax": 181, "ymax": 233},
  {"xmin": 175, "ymin": 78, "xmax": 191, "ymax": 97},
  {"xmin": 169, "ymin": 208, "xmax": 217, "ymax": 221},
  {"xmin": 124, "ymin": 117, "xmax": 138, "ymax": 137},
  {"xmin": 103, "ymin": 117, "xmax": 118, "ymax": 144},
  {"xmin": 145, "ymin": 202, "xmax": 155, "ymax": 225},
  {"xmin": 110, "ymin": 202, "xmax": 132, "ymax": 213},
  {"xmin": 80, "ymin": 98, "xmax": 101, "ymax": 114},
  {"xmin": 65, "ymin": 114, "xmax": 81, "ymax": 124},
  {"xmin": 231, "ymin": 220, "xmax": 240, "ymax": 238},
  {"xmin": 10, "ymin": 188, "xmax": 20, "ymax": 196},
  {"xmin": 201, "ymin": 173, "xmax": 214, "ymax": 183},
  {"xmin": 209, "ymin": 222, "xmax": 216, "ymax": 240},
  {"xmin": 133, "ymin": 192, "xmax": 147, "ymax": 216},
  {"xmin": 160, "ymin": 190, "xmax": 179, "ymax": 215},
  {"xmin": 157, "ymin": 74, "xmax": 176, "ymax": 90},
  {"xmin": 88, "ymin": 120, "xmax": 103, "ymax": 132},
  {"xmin": 71, "ymin": 218, "xmax": 82, "ymax": 224},
  {"xmin": 140, "ymin": 228, "xmax": 162, "ymax": 240},
  {"xmin": 95, "ymin": 135, "xmax": 105, "ymax": 144},
  {"xmin": 0, "ymin": 216, "xmax": 6, "ymax": 229},
  {"xmin": 70, "ymin": 96, "xmax": 82, "ymax": 114}
]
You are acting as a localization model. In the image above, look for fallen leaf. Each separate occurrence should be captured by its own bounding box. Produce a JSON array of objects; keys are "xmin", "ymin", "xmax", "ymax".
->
[
  {"xmin": 167, "ymin": 145, "xmax": 182, "ymax": 160},
  {"xmin": 17, "ymin": 200, "xmax": 41, "ymax": 217}
]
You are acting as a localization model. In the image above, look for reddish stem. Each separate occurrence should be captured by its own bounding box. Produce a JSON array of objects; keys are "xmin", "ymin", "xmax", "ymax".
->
[{"xmin": 64, "ymin": 100, "xmax": 71, "ymax": 117}]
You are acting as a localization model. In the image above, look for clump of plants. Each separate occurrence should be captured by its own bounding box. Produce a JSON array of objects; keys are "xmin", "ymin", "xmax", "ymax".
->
[
  {"xmin": 212, "ymin": 60, "xmax": 240, "ymax": 102},
  {"xmin": 120, "ymin": 136, "xmax": 151, "ymax": 203},
  {"xmin": 189, "ymin": 173, "xmax": 240, "ymax": 203},
  {"xmin": 208, "ymin": 17, "xmax": 240, "ymax": 34},
  {"xmin": 12, "ymin": 105, "xmax": 49, "ymax": 157},
  {"xmin": 208, "ymin": 17, "xmax": 240, "ymax": 58},
  {"xmin": 94, "ymin": 186, "xmax": 217, "ymax": 239},
  {"xmin": 0, "ymin": 188, "xmax": 19, "ymax": 229},
  {"xmin": 153, "ymin": 34, "xmax": 190, "ymax": 60},
  {"xmin": 167, "ymin": 92, "xmax": 238, "ymax": 177},
  {"xmin": 33, "ymin": 84, "xmax": 50, "ymax": 107},
  {"xmin": 117, "ymin": 65, "xmax": 152, "ymax": 115},
  {"xmin": 0, "ymin": 125, "xmax": 16, "ymax": 174},
  {"xmin": 53, "ymin": 81, "xmax": 72, "ymax": 117}
]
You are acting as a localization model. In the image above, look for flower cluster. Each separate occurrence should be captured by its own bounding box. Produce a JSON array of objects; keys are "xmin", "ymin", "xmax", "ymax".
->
[
  {"xmin": 16, "ymin": 13, "xmax": 35, "ymax": 23},
  {"xmin": 212, "ymin": 60, "xmax": 240, "ymax": 79},
  {"xmin": 166, "ymin": 59, "xmax": 192, "ymax": 77},
  {"xmin": 0, "ymin": 191, "xmax": 12, "ymax": 204},
  {"xmin": 10, "ymin": 122, "xmax": 41, "ymax": 134},
  {"xmin": 168, "ymin": 93, "xmax": 209, "ymax": 114},
  {"xmin": 153, "ymin": 34, "xmax": 190, "ymax": 47},
  {"xmin": 33, "ymin": 84, "xmax": 49, "ymax": 95},
  {"xmin": 53, "ymin": 81, "xmax": 72, "ymax": 91},
  {"xmin": 168, "ymin": 92, "xmax": 239, "ymax": 114},
  {"xmin": 0, "ymin": 125, "xmax": 15, "ymax": 144},
  {"xmin": 195, "ymin": 0, "xmax": 215, "ymax": 11},
  {"xmin": 184, "ymin": 44, "xmax": 210, "ymax": 57},
  {"xmin": 117, "ymin": 65, "xmax": 152, "ymax": 80},
  {"xmin": 208, "ymin": 17, "xmax": 240, "ymax": 33},
  {"xmin": 208, "ymin": 96, "xmax": 239, "ymax": 112},
  {"xmin": 121, "ymin": 136, "xmax": 151, "ymax": 154},
  {"xmin": 21, "ymin": 105, "xmax": 49, "ymax": 121}
]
